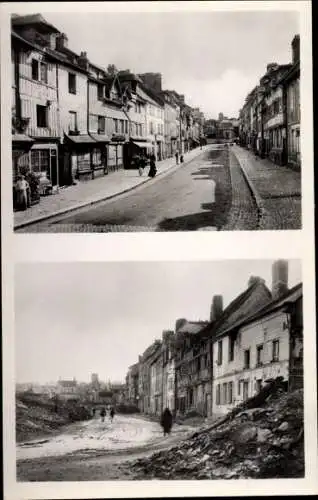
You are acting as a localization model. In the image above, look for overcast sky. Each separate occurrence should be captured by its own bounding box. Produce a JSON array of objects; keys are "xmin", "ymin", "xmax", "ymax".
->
[
  {"xmin": 13, "ymin": 8, "xmax": 299, "ymax": 118},
  {"xmin": 15, "ymin": 260, "xmax": 301, "ymax": 385}
]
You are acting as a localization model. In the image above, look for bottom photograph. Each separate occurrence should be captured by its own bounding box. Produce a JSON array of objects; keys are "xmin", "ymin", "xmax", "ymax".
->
[{"xmin": 15, "ymin": 259, "xmax": 303, "ymax": 481}]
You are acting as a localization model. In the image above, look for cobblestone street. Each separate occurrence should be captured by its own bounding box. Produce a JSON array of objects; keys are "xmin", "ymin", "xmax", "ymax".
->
[{"xmin": 16, "ymin": 145, "xmax": 301, "ymax": 233}]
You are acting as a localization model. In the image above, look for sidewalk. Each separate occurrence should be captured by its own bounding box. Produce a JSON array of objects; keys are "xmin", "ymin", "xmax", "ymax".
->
[
  {"xmin": 14, "ymin": 146, "xmax": 210, "ymax": 229},
  {"xmin": 232, "ymin": 146, "xmax": 301, "ymax": 230}
]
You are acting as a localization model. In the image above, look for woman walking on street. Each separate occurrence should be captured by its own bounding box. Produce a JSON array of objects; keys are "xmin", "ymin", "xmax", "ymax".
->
[
  {"xmin": 110, "ymin": 407, "xmax": 115, "ymax": 422},
  {"xmin": 148, "ymin": 154, "xmax": 157, "ymax": 178},
  {"xmin": 160, "ymin": 407, "xmax": 173, "ymax": 437}
]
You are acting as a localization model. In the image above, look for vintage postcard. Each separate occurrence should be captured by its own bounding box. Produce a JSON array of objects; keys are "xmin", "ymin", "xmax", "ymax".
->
[{"xmin": 1, "ymin": 1, "xmax": 316, "ymax": 499}]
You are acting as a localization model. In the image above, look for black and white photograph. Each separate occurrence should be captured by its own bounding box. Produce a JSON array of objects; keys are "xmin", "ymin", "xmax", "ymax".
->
[
  {"xmin": 9, "ymin": 6, "xmax": 302, "ymax": 233},
  {"xmin": 15, "ymin": 260, "xmax": 304, "ymax": 481},
  {"xmin": 1, "ymin": 1, "xmax": 316, "ymax": 499}
]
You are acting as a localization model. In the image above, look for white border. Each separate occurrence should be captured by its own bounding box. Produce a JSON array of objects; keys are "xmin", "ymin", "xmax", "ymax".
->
[{"xmin": 1, "ymin": 1, "xmax": 317, "ymax": 498}]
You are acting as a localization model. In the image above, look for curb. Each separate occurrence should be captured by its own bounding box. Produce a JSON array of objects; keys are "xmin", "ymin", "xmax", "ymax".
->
[
  {"xmin": 14, "ymin": 148, "xmax": 209, "ymax": 230},
  {"xmin": 231, "ymin": 146, "xmax": 266, "ymax": 227}
]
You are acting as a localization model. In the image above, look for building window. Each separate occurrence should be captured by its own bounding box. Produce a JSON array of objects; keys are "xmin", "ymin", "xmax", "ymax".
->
[
  {"xmin": 98, "ymin": 116, "xmax": 105, "ymax": 134},
  {"xmin": 97, "ymin": 84, "xmax": 104, "ymax": 101},
  {"xmin": 125, "ymin": 120, "xmax": 128, "ymax": 134},
  {"xmin": 68, "ymin": 111, "xmax": 77, "ymax": 132},
  {"xmin": 229, "ymin": 336, "xmax": 235, "ymax": 362},
  {"xmin": 256, "ymin": 344, "xmax": 264, "ymax": 366},
  {"xmin": 237, "ymin": 380, "xmax": 241, "ymax": 395},
  {"xmin": 32, "ymin": 59, "xmax": 39, "ymax": 80},
  {"xmin": 244, "ymin": 349, "xmax": 250, "ymax": 369},
  {"xmin": 31, "ymin": 149, "xmax": 49, "ymax": 175},
  {"xmin": 114, "ymin": 118, "xmax": 118, "ymax": 133},
  {"xmin": 32, "ymin": 59, "xmax": 48, "ymax": 83},
  {"xmin": 272, "ymin": 340, "xmax": 280, "ymax": 362},
  {"xmin": 228, "ymin": 381, "xmax": 233, "ymax": 404},
  {"xmin": 36, "ymin": 105, "xmax": 48, "ymax": 128},
  {"xmin": 216, "ymin": 384, "xmax": 220, "ymax": 405},
  {"xmin": 256, "ymin": 379, "xmax": 262, "ymax": 393},
  {"xmin": 40, "ymin": 62, "xmax": 48, "ymax": 84},
  {"xmin": 217, "ymin": 340, "xmax": 223, "ymax": 365},
  {"xmin": 120, "ymin": 119, "xmax": 125, "ymax": 134},
  {"xmin": 222, "ymin": 383, "xmax": 227, "ymax": 405},
  {"xmin": 68, "ymin": 73, "xmax": 76, "ymax": 94},
  {"xmin": 150, "ymin": 122, "xmax": 154, "ymax": 135},
  {"xmin": 196, "ymin": 357, "xmax": 201, "ymax": 372},
  {"xmin": 243, "ymin": 380, "xmax": 249, "ymax": 401}
]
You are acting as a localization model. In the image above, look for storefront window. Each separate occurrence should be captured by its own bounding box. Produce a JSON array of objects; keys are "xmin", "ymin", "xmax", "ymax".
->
[{"xmin": 31, "ymin": 149, "xmax": 49, "ymax": 176}]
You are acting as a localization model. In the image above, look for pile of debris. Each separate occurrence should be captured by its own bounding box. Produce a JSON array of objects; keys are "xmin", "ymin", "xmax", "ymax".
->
[
  {"xmin": 130, "ymin": 378, "xmax": 304, "ymax": 479},
  {"xmin": 16, "ymin": 393, "xmax": 91, "ymax": 442}
]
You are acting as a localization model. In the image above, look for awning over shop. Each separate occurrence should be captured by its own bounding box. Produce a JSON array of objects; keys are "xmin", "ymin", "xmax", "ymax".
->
[
  {"xmin": 12, "ymin": 133, "xmax": 34, "ymax": 143},
  {"xmin": 89, "ymin": 133, "xmax": 110, "ymax": 143},
  {"xmin": 132, "ymin": 141, "xmax": 153, "ymax": 149},
  {"xmin": 64, "ymin": 134, "xmax": 97, "ymax": 145}
]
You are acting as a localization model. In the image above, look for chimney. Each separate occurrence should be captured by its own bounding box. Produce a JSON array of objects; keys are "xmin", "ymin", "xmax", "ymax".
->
[
  {"xmin": 175, "ymin": 318, "xmax": 187, "ymax": 332},
  {"xmin": 162, "ymin": 330, "xmax": 174, "ymax": 343},
  {"xmin": 78, "ymin": 51, "xmax": 89, "ymax": 70},
  {"xmin": 55, "ymin": 33, "xmax": 68, "ymax": 51},
  {"xmin": 210, "ymin": 295, "xmax": 223, "ymax": 322},
  {"xmin": 266, "ymin": 63, "xmax": 279, "ymax": 73},
  {"xmin": 292, "ymin": 35, "xmax": 300, "ymax": 64},
  {"xmin": 248, "ymin": 276, "xmax": 265, "ymax": 288},
  {"xmin": 272, "ymin": 260, "xmax": 288, "ymax": 300}
]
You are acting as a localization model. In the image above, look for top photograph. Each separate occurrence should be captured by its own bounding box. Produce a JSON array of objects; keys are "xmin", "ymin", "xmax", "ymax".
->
[{"xmin": 11, "ymin": 9, "xmax": 302, "ymax": 233}]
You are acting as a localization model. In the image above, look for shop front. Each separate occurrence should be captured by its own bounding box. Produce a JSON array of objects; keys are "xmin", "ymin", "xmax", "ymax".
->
[
  {"xmin": 63, "ymin": 134, "xmax": 98, "ymax": 183},
  {"xmin": 109, "ymin": 133, "xmax": 126, "ymax": 171},
  {"xmin": 89, "ymin": 134, "xmax": 110, "ymax": 178},
  {"xmin": 124, "ymin": 136, "xmax": 153, "ymax": 169},
  {"xmin": 12, "ymin": 133, "xmax": 34, "ymax": 182}
]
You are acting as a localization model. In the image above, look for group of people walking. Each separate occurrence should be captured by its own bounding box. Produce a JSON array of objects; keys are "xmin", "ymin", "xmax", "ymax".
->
[{"xmin": 92, "ymin": 406, "xmax": 115, "ymax": 423}]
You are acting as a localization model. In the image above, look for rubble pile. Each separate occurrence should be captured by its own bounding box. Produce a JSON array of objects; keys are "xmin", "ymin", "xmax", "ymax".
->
[
  {"xmin": 131, "ymin": 381, "xmax": 304, "ymax": 479},
  {"xmin": 16, "ymin": 394, "xmax": 91, "ymax": 442}
]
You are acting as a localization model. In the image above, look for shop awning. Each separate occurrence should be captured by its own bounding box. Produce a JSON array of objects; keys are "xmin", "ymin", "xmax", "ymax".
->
[
  {"xmin": 12, "ymin": 133, "xmax": 34, "ymax": 143},
  {"xmin": 64, "ymin": 134, "xmax": 97, "ymax": 145},
  {"xmin": 89, "ymin": 133, "xmax": 110, "ymax": 143},
  {"xmin": 132, "ymin": 141, "xmax": 153, "ymax": 149},
  {"xmin": 111, "ymin": 134, "xmax": 126, "ymax": 142}
]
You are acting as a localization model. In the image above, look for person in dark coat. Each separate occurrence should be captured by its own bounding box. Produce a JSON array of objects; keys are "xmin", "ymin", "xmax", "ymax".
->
[
  {"xmin": 160, "ymin": 407, "xmax": 173, "ymax": 436},
  {"xmin": 148, "ymin": 154, "xmax": 157, "ymax": 178},
  {"xmin": 110, "ymin": 407, "xmax": 115, "ymax": 422},
  {"xmin": 100, "ymin": 407, "xmax": 106, "ymax": 422}
]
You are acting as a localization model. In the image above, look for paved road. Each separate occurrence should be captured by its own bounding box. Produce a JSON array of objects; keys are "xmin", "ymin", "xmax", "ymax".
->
[
  {"xmin": 16, "ymin": 414, "xmax": 195, "ymax": 481},
  {"xmin": 24, "ymin": 147, "xmax": 247, "ymax": 232}
]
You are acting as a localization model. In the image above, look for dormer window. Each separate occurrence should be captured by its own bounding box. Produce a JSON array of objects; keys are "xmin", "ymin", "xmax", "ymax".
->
[{"xmin": 97, "ymin": 84, "xmax": 104, "ymax": 101}]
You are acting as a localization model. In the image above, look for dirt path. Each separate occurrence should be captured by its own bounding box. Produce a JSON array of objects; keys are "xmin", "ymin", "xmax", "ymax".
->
[{"xmin": 17, "ymin": 414, "xmax": 195, "ymax": 481}]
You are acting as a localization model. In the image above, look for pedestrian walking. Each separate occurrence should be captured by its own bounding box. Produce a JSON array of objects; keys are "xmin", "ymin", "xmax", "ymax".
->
[
  {"xmin": 148, "ymin": 154, "xmax": 157, "ymax": 178},
  {"xmin": 180, "ymin": 154, "xmax": 184, "ymax": 164},
  {"xmin": 100, "ymin": 407, "xmax": 106, "ymax": 423},
  {"xmin": 175, "ymin": 150, "xmax": 179, "ymax": 165},
  {"xmin": 15, "ymin": 175, "xmax": 30, "ymax": 211},
  {"xmin": 110, "ymin": 407, "xmax": 115, "ymax": 422},
  {"xmin": 160, "ymin": 407, "xmax": 173, "ymax": 437},
  {"xmin": 92, "ymin": 408, "xmax": 96, "ymax": 418}
]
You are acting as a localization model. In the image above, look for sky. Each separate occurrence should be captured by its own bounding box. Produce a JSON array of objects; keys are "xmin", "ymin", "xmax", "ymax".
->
[
  {"xmin": 15, "ymin": 260, "xmax": 301, "ymax": 385},
  {"xmin": 13, "ymin": 9, "xmax": 299, "ymax": 118}
]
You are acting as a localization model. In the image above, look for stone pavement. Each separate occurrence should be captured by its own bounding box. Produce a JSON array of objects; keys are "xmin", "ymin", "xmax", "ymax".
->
[
  {"xmin": 14, "ymin": 146, "xmax": 210, "ymax": 229},
  {"xmin": 232, "ymin": 146, "xmax": 301, "ymax": 230}
]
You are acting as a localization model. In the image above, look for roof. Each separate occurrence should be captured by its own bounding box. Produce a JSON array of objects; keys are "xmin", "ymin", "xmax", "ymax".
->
[
  {"xmin": 11, "ymin": 13, "xmax": 60, "ymax": 33},
  {"xmin": 141, "ymin": 340, "xmax": 162, "ymax": 362},
  {"xmin": 238, "ymin": 283, "xmax": 302, "ymax": 328},
  {"xmin": 213, "ymin": 279, "xmax": 272, "ymax": 339},
  {"xmin": 176, "ymin": 320, "xmax": 209, "ymax": 335},
  {"xmin": 277, "ymin": 61, "xmax": 300, "ymax": 86},
  {"xmin": 214, "ymin": 283, "xmax": 302, "ymax": 339}
]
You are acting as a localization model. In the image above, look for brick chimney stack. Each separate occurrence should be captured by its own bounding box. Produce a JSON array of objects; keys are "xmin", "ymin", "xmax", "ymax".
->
[
  {"xmin": 162, "ymin": 330, "xmax": 174, "ymax": 343},
  {"xmin": 210, "ymin": 295, "xmax": 223, "ymax": 322},
  {"xmin": 292, "ymin": 34, "xmax": 300, "ymax": 64},
  {"xmin": 55, "ymin": 33, "xmax": 68, "ymax": 50},
  {"xmin": 139, "ymin": 72, "xmax": 162, "ymax": 92},
  {"xmin": 272, "ymin": 260, "xmax": 288, "ymax": 300},
  {"xmin": 248, "ymin": 276, "xmax": 265, "ymax": 288}
]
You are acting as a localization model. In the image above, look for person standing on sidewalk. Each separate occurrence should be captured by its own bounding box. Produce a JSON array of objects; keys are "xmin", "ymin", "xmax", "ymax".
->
[
  {"xmin": 148, "ymin": 154, "xmax": 157, "ymax": 178},
  {"xmin": 175, "ymin": 150, "xmax": 179, "ymax": 165},
  {"xmin": 15, "ymin": 175, "xmax": 30, "ymax": 211}
]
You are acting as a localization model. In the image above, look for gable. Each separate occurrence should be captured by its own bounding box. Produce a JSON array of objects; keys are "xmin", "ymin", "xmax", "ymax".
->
[{"xmin": 215, "ymin": 282, "xmax": 272, "ymax": 338}]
